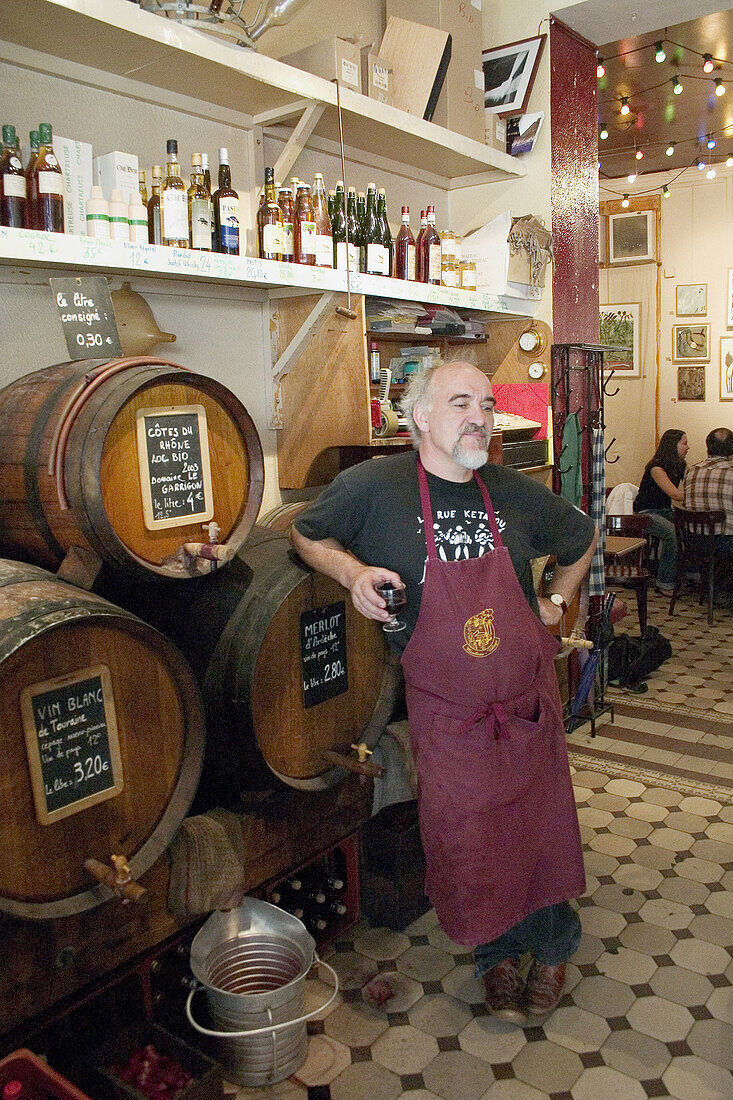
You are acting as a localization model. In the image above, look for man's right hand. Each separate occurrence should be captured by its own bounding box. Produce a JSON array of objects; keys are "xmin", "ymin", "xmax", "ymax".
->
[
  {"xmin": 350, "ymin": 566, "xmax": 405, "ymax": 622},
  {"xmin": 290, "ymin": 527, "xmax": 404, "ymax": 623}
]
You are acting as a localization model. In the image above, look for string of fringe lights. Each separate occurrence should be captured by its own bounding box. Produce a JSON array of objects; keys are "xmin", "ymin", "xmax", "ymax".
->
[{"xmin": 597, "ymin": 34, "xmax": 733, "ymax": 201}]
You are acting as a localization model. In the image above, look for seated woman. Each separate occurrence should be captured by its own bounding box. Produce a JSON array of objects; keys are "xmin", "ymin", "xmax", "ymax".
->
[{"xmin": 634, "ymin": 429, "xmax": 689, "ymax": 595}]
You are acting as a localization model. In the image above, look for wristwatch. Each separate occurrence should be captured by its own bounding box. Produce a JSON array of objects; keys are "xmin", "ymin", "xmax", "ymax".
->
[{"xmin": 549, "ymin": 593, "xmax": 568, "ymax": 614}]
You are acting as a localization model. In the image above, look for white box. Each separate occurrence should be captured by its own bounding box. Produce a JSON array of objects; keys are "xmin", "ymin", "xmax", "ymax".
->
[
  {"xmin": 94, "ymin": 150, "xmax": 139, "ymax": 206},
  {"xmin": 53, "ymin": 135, "xmax": 93, "ymax": 236},
  {"xmin": 461, "ymin": 210, "xmax": 541, "ymax": 302}
]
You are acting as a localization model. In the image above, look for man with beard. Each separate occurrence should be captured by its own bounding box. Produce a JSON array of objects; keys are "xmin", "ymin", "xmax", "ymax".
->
[{"xmin": 291, "ymin": 360, "xmax": 597, "ymax": 1025}]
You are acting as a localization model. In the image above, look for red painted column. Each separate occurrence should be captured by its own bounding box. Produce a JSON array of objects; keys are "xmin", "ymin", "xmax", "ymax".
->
[{"xmin": 550, "ymin": 17, "xmax": 599, "ymax": 344}]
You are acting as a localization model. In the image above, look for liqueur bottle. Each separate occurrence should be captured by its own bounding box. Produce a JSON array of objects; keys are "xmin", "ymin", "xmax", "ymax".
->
[
  {"xmin": 415, "ymin": 208, "xmax": 427, "ymax": 276},
  {"xmin": 188, "ymin": 152, "xmax": 212, "ymax": 250},
  {"xmin": 147, "ymin": 164, "xmax": 162, "ymax": 245},
  {"xmin": 394, "ymin": 206, "xmax": 416, "ymax": 281},
  {"xmin": 160, "ymin": 139, "xmax": 189, "ymax": 248},
  {"xmin": 257, "ymin": 166, "xmax": 283, "ymax": 260},
  {"xmin": 0, "ymin": 125, "xmax": 26, "ymax": 228},
  {"xmin": 293, "ymin": 182, "xmax": 316, "ymax": 265},
  {"xmin": 377, "ymin": 187, "xmax": 392, "ymax": 276},
  {"xmin": 34, "ymin": 122, "xmax": 64, "ymax": 233},
  {"xmin": 312, "ymin": 172, "xmax": 332, "ymax": 268},
  {"xmin": 24, "ymin": 129, "xmax": 39, "ymax": 229},
  {"xmin": 425, "ymin": 205, "xmax": 441, "ymax": 285},
  {"xmin": 213, "ymin": 147, "xmax": 240, "ymax": 255},
  {"xmin": 278, "ymin": 185, "xmax": 295, "ymax": 261}
]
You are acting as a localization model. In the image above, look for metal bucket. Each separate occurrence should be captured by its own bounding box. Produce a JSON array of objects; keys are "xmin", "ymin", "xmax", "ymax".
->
[{"xmin": 186, "ymin": 898, "xmax": 339, "ymax": 1087}]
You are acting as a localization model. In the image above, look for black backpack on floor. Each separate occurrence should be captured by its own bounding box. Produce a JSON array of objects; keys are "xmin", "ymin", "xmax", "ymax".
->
[{"xmin": 607, "ymin": 626, "xmax": 673, "ymax": 688}]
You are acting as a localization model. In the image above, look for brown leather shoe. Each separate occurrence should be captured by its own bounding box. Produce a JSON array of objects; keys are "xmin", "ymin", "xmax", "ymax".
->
[
  {"xmin": 523, "ymin": 960, "xmax": 566, "ymax": 1018},
  {"xmin": 482, "ymin": 958, "xmax": 527, "ymax": 1025}
]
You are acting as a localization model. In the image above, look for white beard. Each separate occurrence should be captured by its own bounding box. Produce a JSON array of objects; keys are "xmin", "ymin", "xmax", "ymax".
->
[{"xmin": 453, "ymin": 440, "xmax": 489, "ymax": 469}]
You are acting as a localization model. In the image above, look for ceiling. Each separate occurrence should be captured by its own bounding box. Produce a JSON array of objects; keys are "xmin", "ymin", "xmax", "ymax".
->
[{"xmin": 594, "ymin": 10, "xmax": 733, "ymax": 179}]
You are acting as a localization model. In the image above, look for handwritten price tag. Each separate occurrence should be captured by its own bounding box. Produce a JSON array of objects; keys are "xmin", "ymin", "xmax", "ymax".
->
[{"xmin": 50, "ymin": 275, "xmax": 122, "ymax": 359}]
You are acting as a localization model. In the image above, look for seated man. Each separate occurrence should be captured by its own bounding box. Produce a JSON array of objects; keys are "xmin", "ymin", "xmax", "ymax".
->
[{"xmin": 682, "ymin": 427, "xmax": 733, "ymax": 560}]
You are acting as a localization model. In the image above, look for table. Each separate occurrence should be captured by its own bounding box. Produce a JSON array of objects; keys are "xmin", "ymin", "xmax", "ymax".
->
[{"xmin": 604, "ymin": 535, "xmax": 647, "ymax": 563}]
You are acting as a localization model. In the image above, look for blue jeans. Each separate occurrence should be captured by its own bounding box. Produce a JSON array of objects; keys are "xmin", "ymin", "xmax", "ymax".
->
[
  {"xmin": 474, "ymin": 901, "xmax": 582, "ymax": 975},
  {"xmin": 637, "ymin": 508, "xmax": 677, "ymax": 586}
]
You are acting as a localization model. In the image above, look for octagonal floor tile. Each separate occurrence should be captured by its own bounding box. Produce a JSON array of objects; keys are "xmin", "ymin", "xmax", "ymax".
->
[
  {"xmin": 706, "ymin": 821, "xmax": 733, "ymax": 844},
  {"xmin": 441, "ymin": 962, "xmax": 484, "ymax": 1005},
  {"xmin": 596, "ymin": 946, "xmax": 656, "ymax": 985},
  {"xmin": 687, "ymin": 1018, "xmax": 733, "ymax": 1069},
  {"xmin": 324, "ymin": 1001, "xmax": 390, "ymax": 1047},
  {"xmin": 426, "ymin": 923, "xmax": 472, "ymax": 956},
  {"xmin": 619, "ymin": 921, "xmax": 676, "ymax": 956},
  {"xmin": 642, "ymin": 788, "xmax": 683, "ymax": 806},
  {"xmin": 583, "ymin": 850, "xmax": 619, "ymax": 876},
  {"xmin": 705, "ymin": 890, "xmax": 733, "ymax": 919},
  {"xmin": 361, "ymin": 970, "xmax": 424, "ymax": 1013},
  {"xmin": 601, "ymin": 1027, "xmax": 671, "ymax": 1080},
  {"xmin": 612, "ymin": 863, "xmax": 663, "ymax": 891},
  {"xmin": 663, "ymin": 1054, "xmax": 733, "ymax": 1100},
  {"xmin": 604, "ymin": 778, "xmax": 646, "ymax": 797},
  {"xmin": 572, "ymin": 933, "xmax": 605, "ymax": 965},
  {"xmin": 409, "ymin": 992, "xmax": 473, "ymax": 1038},
  {"xmin": 608, "ymin": 817, "xmax": 654, "ymax": 840},
  {"xmin": 458, "ymin": 1015, "xmax": 527, "ymax": 1065},
  {"xmin": 680, "ymin": 796, "xmax": 722, "ymax": 817},
  {"xmin": 293, "ymin": 1034, "xmax": 351, "ymax": 1087},
  {"xmin": 571, "ymin": 1065, "xmax": 646, "ymax": 1100},
  {"xmin": 664, "ymin": 811, "xmax": 710, "ymax": 834},
  {"xmin": 321, "ymin": 951, "xmax": 379, "ymax": 991},
  {"xmin": 706, "ymin": 985, "xmax": 733, "ymax": 1023},
  {"xmin": 638, "ymin": 898, "xmax": 694, "ymax": 930},
  {"xmin": 627, "ymin": 995, "xmax": 694, "ymax": 1041},
  {"xmin": 648, "ymin": 827, "xmax": 696, "ymax": 852},
  {"xmin": 404, "ymin": 909, "xmax": 440, "ymax": 936},
  {"xmin": 577, "ymin": 806, "xmax": 614, "ymax": 828},
  {"xmin": 658, "ymin": 877, "xmax": 710, "ymax": 906},
  {"xmin": 692, "ymin": 838, "xmax": 733, "ymax": 865},
  {"xmin": 675, "ymin": 856, "xmax": 725, "ymax": 884},
  {"xmin": 396, "ymin": 945, "xmax": 454, "ymax": 982},
  {"xmin": 422, "ymin": 1049, "xmax": 495, "ymax": 1100},
  {"xmin": 592, "ymin": 884, "xmax": 645, "ymax": 913},
  {"xmin": 329, "ymin": 1060, "xmax": 401, "ymax": 1100},
  {"xmin": 571, "ymin": 975, "xmax": 635, "ymax": 1017},
  {"xmin": 512, "ymin": 1040, "xmax": 583, "ymax": 1093},
  {"xmin": 353, "ymin": 926, "xmax": 411, "ymax": 961},
  {"xmin": 689, "ymin": 913, "xmax": 733, "ymax": 946},
  {"xmin": 650, "ymin": 964, "xmax": 713, "ymax": 1007},
  {"xmin": 371, "ymin": 1023, "xmax": 440, "ymax": 1075},
  {"xmin": 543, "ymin": 1005, "xmax": 610, "ymax": 1053},
  {"xmin": 626, "ymin": 800, "xmax": 669, "ymax": 822},
  {"xmin": 671, "ymin": 937, "xmax": 731, "ymax": 975},
  {"xmin": 480, "ymin": 1081, "xmax": 547, "ymax": 1099},
  {"xmin": 589, "ymin": 833, "xmax": 636, "ymax": 857},
  {"xmin": 580, "ymin": 904, "xmax": 627, "ymax": 939}
]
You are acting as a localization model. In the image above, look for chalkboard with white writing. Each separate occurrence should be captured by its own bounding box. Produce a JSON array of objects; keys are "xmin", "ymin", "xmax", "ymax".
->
[
  {"xmin": 136, "ymin": 405, "xmax": 214, "ymax": 530},
  {"xmin": 50, "ymin": 275, "xmax": 123, "ymax": 359},
  {"xmin": 20, "ymin": 665, "xmax": 124, "ymax": 825},
  {"xmin": 300, "ymin": 601, "xmax": 349, "ymax": 709}
]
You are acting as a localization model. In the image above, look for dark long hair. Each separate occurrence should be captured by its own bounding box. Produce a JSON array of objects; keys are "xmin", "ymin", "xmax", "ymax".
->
[{"xmin": 645, "ymin": 429, "xmax": 687, "ymax": 484}]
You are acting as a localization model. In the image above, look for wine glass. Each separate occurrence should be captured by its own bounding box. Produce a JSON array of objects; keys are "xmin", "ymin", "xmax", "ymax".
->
[{"xmin": 375, "ymin": 582, "xmax": 407, "ymax": 633}]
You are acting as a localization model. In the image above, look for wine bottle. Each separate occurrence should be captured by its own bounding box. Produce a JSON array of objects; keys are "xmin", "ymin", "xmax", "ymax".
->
[
  {"xmin": 213, "ymin": 147, "xmax": 240, "ymax": 255},
  {"xmin": 147, "ymin": 164, "xmax": 162, "ymax": 245},
  {"xmin": 34, "ymin": 122, "xmax": 64, "ymax": 233},
  {"xmin": 24, "ymin": 130, "xmax": 39, "ymax": 229},
  {"xmin": 364, "ymin": 182, "xmax": 384, "ymax": 276},
  {"xmin": 0, "ymin": 125, "xmax": 26, "ymax": 229},
  {"xmin": 329, "ymin": 900, "xmax": 348, "ymax": 917},
  {"xmin": 201, "ymin": 153, "xmax": 215, "ymax": 250},
  {"xmin": 278, "ymin": 186, "xmax": 295, "ymax": 261},
  {"xmin": 293, "ymin": 182, "xmax": 316, "ymax": 265},
  {"xmin": 394, "ymin": 206, "xmax": 416, "ymax": 281},
  {"xmin": 160, "ymin": 139, "xmax": 188, "ymax": 248},
  {"xmin": 312, "ymin": 172, "xmax": 333, "ymax": 268},
  {"xmin": 325, "ymin": 875, "xmax": 345, "ymax": 891},
  {"xmin": 331, "ymin": 180, "xmax": 346, "ymax": 269},
  {"xmin": 424, "ymin": 205, "xmax": 441, "ymax": 285},
  {"xmin": 345, "ymin": 186, "xmax": 359, "ymax": 272},
  {"xmin": 257, "ymin": 166, "xmax": 283, "ymax": 260},
  {"xmin": 307, "ymin": 886, "xmax": 327, "ymax": 906},
  {"xmin": 415, "ymin": 208, "xmax": 427, "ymax": 277},
  {"xmin": 356, "ymin": 190, "xmax": 367, "ymax": 272},
  {"xmin": 327, "ymin": 188, "xmax": 336, "ymax": 223},
  {"xmin": 188, "ymin": 152, "xmax": 212, "ymax": 251},
  {"xmin": 377, "ymin": 187, "xmax": 392, "ymax": 277}
]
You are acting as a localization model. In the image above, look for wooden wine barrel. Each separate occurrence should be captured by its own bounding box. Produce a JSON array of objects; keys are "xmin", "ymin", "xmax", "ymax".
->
[
  {"xmin": 101, "ymin": 528, "xmax": 401, "ymax": 793},
  {"xmin": 0, "ymin": 558, "xmax": 205, "ymax": 919},
  {"xmin": 0, "ymin": 357, "xmax": 264, "ymax": 580},
  {"xmin": 258, "ymin": 500, "xmax": 310, "ymax": 533}
]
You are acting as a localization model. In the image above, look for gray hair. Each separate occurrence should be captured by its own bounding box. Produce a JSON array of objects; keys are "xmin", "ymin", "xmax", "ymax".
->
[{"xmin": 399, "ymin": 352, "xmax": 482, "ymax": 447}]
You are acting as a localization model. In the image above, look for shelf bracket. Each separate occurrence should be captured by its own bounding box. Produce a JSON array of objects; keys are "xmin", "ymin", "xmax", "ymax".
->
[
  {"xmin": 272, "ymin": 102, "xmax": 326, "ymax": 186},
  {"xmin": 268, "ymin": 291, "xmax": 336, "ymax": 428}
]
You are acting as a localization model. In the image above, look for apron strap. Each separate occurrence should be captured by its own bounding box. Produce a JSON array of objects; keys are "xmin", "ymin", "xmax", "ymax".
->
[{"xmin": 416, "ymin": 456, "xmax": 504, "ymax": 560}]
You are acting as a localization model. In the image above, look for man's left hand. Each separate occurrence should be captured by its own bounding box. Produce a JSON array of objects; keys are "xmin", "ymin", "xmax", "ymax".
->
[{"xmin": 537, "ymin": 597, "xmax": 564, "ymax": 628}]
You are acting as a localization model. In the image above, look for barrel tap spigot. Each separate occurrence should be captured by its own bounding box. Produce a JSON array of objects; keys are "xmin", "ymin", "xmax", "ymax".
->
[
  {"xmin": 351, "ymin": 742, "xmax": 372, "ymax": 763},
  {"xmin": 183, "ymin": 520, "xmax": 234, "ymax": 572},
  {"xmin": 84, "ymin": 853, "xmax": 147, "ymax": 904}
]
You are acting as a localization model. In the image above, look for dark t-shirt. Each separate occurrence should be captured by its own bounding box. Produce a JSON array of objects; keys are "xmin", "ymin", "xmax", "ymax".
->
[
  {"xmin": 294, "ymin": 452, "xmax": 596, "ymax": 652},
  {"xmin": 634, "ymin": 461, "xmax": 682, "ymax": 513}
]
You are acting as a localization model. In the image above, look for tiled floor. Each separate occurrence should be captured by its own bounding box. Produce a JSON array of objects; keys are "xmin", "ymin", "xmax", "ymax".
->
[{"xmin": 221, "ymin": 589, "xmax": 733, "ymax": 1100}]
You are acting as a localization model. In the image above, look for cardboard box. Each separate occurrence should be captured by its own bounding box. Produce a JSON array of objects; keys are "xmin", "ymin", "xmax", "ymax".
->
[
  {"xmin": 53, "ymin": 134, "xmax": 93, "ymax": 236},
  {"xmin": 282, "ymin": 35, "xmax": 362, "ymax": 92},
  {"xmin": 378, "ymin": 17, "xmax": 451, "ymax": 121},
  {"xmin": 92, "ymin": 1021, "xmax": 222, "ymax": 1100},
  {"xmin": 484, "ymin": 112, "xmax": 507, "ymax": 154},
  {"xmin": 94, "ymin": 150, "xmax": 140, "ymax": 206},
  {"xmin": 385, "ymin": 0, "xmax": 484, "ymax": 141},
  {"xmin": 361, "ymin": 46, "xmax": 394, "ymax": 105}
]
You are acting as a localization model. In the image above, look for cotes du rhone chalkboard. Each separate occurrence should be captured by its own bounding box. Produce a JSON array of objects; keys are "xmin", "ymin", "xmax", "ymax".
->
[
  {"xmin": 300, "ymin": 601, "xmax": 348, "ymax": 709},
  {"xmin": 136, "ymin": 405, "xmax": 214, "ymax": 530},
  {"xmin": 20, "ymin": 665, "xmax": 124, "ymax": 825}
]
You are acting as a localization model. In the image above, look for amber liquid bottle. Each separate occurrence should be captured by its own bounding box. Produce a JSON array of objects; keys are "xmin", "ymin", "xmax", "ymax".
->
[
  {"xmin": 278, "ymin": 186, "xmax": 295, "ymax": 261},
  {"xmin": 147, "ymin": 164, "xmax": 162, "ymax": 244},
  {"xmin": 24, "ymin": 129, "xmax": 39, "ymax": 229},
  {"xmin": 294, "ymin": 182, "xmax": 316, "ymax": 265},
  {"xmin": 0, "ymin": 125, "xmax": 26, "ymax": 228},
  {"xmin": 34, "ymin": 122, "xmax": 64, "ymax": 233},
  {"xmin": 189, "ymin": 153, "xmax": 211, "ymax": 250},
  {"xmin": 312, "ymin": 172, "xmax": 332, "ymax": 268},
  {"xmin": 257, "ymin": 166, "xmax": 283, "ymax": 260},
  {"xmin": 424, "ymin": 205, "xmax": 441, "ymax": 285},
  {"xmin": 415, "ymin": 208, "xmax": 427, "ymax": 277},
  {"xmin": 160, "ymin": 139, "xmax": 189, "ymax": 248},
  {"xmin": 394, "ymin": 206, "xmax": 416, "ymax": 281},
  {"xmin": 138, "ymin": 170, "xmax": 148, "ymax": 207},
  {"xmin": 213, "ymin": 148, "xmax": 240, "ymax": 255}
]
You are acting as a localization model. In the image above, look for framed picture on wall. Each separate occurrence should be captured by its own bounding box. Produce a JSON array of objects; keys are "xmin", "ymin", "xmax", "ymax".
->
[
  {"xmin": 676, "ymin": 284, "xmax": 707, "ymax": 316},
  {"xmin": 727, "ymin": 270, "xmax": 733, "ymax": 327},
  {"xmin": 720, "ymin": 337, "xmax": 733, "ymax": 400},
  {"xmin": 482, "ymin": 36, "xmax": 546, "ymax": 117},
  {"xmin": 599, "ymin": 303, "xmax": 641, "ymax": 378},
  {"xmin": 608, "ymin": 210, "xmax": 656, "ymax": 264},
  {"xmin": 678, "ymin": 366, "xmax": 705, "ymax": 401},
  {"xmin": 673, "ymin": 323, "xmax": 710, "ymax": 362}
]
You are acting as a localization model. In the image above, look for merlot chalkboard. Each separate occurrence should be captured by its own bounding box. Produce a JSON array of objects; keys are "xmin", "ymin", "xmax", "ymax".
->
[
  {"xmin": 21, "ymin": 665, "xmax": 124, "ymax": 824},
  {"xmin": 300, "ymin": 601, "xmax": 348, "ymax": 709},
  {"xmin": 136, "ymin": 405, "xmax": 214, "ymax": 530}
]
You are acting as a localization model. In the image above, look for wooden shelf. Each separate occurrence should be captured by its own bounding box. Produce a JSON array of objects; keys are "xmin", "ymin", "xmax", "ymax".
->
[
  {"xmin": 367, "ymin": 330, "xmax": 489, "ymax": 343},
  {"xmin": 0, "ymin": 0, "xmax": 526, "ymax": 188}
]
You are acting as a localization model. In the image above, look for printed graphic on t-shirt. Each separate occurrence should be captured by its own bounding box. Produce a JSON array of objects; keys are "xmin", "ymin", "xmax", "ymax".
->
[{"xmin": 418, "ymin": 506, "xmax": 506, "ymax": 581}]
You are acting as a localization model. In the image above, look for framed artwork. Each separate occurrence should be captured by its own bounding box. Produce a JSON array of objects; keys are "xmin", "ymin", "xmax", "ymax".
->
[
  {"xmin": 482, "ymin": 35, "xmax": 546, "ymax": 118},
  {"xmin": 678, "ymin": 366, "xmax": 705, "ymax": 401},
  {"xmin": 599, "ymin": 303, "xmax": 641, "ymax": 378},
  {"xmin": 673, "ymin": 323, "xmax": 710, "ymax": 362},
  {"xmin": 608, "ymin": 210, "xmax": 656, "ymax": 264},
  {"xmin": 727, "ymin": 269, "xmax": 733, "ymax": 327},
  {"xmin": 676, "ymin": 284, "xmax": 707, "ymax": 316},
  {"xmin": 720, "ymin": 337, "xmax": 733, "ymax": 400}
]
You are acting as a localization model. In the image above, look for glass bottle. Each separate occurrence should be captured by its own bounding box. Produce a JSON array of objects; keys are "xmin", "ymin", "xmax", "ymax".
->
[
  {"xmin": 364, "ymin": 182, "xmax": 384, "ymax": 275},
  {"xmin": 278, "ymin": 185, "xmax": 294, "ymax": 262},
  {"xmin": 356, "ymin": 191, "xmax": 367, "ymax": 271},
  {"xmin": 188, "ymin": 152, "xmax": 211, "ymax": 250},
  {"xmin": 213, "ymin": 147, "xmax": 240, "ymax": 255},
  {"xmin": 160, "ymin": 139, "xmax": 188, "ymax": 248},
  {"xmin": 419, "ymin": 205, "xmax": 441, "ymax": 284},
  {"xmin": 327, "ymin": 188, "xmax": 336, "ymax": 223},
  {"xmin": 312, "ymin": 172, "xmax": 333, "ymax": 268},
  {"xmin": 147, "ymin": 164, "xmax": 162, "ymax": 245},
  {"xmin": 331, "ymin": 179, "xmax": 346, "ymax": 269},
  {"xmin": 201, "ymin": 152, "xmax": 214, "ymax": 249},
  {"xmin": 394, "ymin": 205, "xmax": 416, "ymax": 281},
  {"xmin": 0, "ymin": 125, "xmax": 26, "ymax": 229},
  {"xmin": 293, "ymin": 182, "xmax": 316, "ymax": 265},
  {"xmin": 138, "ymin": 169, "xmax": 148, "ymax": 207},
  {"xmin": 377, "ymin": 187, "xmax": 392, "ymax": 276},
  {"xmin": 257, "ymin": 166, "xmax": 283, "ymax": 260},
  {"xmin": 24, "ymin": 129, "xmax": 39, "ymax": 229},
  {"xmin": 345, "ymin": 186, "xmax": 359, "ymax": 272},
  {"xmin": 34, "ymin": 123, "xmax": 64, "ymax": 233}
]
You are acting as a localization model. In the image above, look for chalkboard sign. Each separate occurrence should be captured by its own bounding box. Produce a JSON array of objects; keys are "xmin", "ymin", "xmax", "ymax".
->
[
  {"xmin": 20, "ymin": 665, "xmax": 124, "ymax": 825},
  {"xmin": 136, "ymin": 404, "xmax": 214, "ymax": 530},
  {"xmin": 50, "ymin": 275, "xmax": 123, "ymax": 359},
  {"xmin": 300, "ymin": 601, "xmax": 348, "ymax": 709}
]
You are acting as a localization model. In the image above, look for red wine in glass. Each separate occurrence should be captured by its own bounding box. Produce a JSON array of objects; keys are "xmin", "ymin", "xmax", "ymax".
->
[{"xmin": 375, "ymin": 582, "xmax": 407, "ymax": 632}]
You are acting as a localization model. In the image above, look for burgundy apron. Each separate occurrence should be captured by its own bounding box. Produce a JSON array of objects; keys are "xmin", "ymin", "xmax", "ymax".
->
[{"xmin": 401, "ymin": 458, "xmax": 585, "ymax": 946}]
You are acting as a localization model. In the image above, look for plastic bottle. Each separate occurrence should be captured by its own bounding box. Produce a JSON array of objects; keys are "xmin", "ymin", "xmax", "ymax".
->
[
  {"xmin": 108, "ymin": 188, "xmax": 129, "ymax": 241},
  {"xmin": 85, "ymin": 185, "xmax": 110, "ymax": 239},
  {"xmin": 128, "ymin": 194, "xmax": 149, "ymax": 243}
]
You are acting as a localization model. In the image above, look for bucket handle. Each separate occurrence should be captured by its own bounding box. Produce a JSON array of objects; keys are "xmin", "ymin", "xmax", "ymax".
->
[{"xmin": 185, "ymin": 956, "xmax": 339, "ymax": 1038}]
